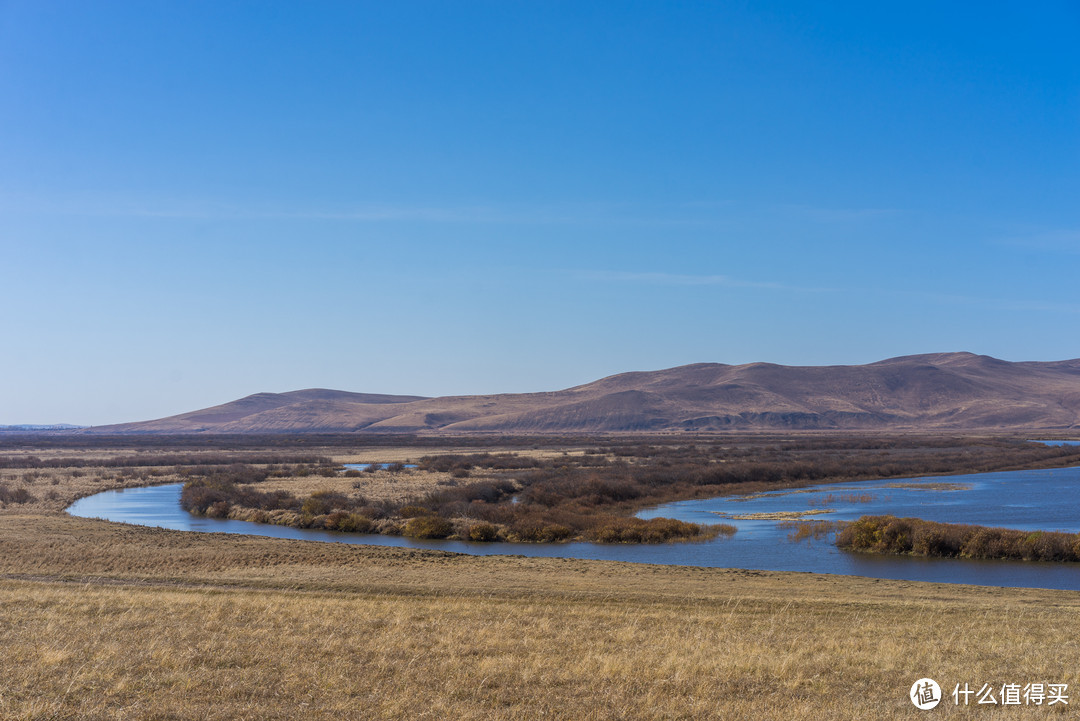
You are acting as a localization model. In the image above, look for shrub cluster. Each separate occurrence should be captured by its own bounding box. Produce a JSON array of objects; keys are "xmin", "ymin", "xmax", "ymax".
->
[
  {"xmin": 0, "ymin": 482, "xmax": 35, "ymax": 505},
  {"xmin": 180, "ymin": 479, "xmax": 301, "ymax": 516},
  {"xmin": 467, "ymin": 523, "xmax": 499, "ymax": 542},
  {"xmin": 177, "ymin": 463, "xmax": 271, "ymax": 485},
  {"xmin": 404, "ymin": 515, "xmax": 454, "ymax": 539},
  {"xmin": 837, "ymin": 515, "xmax": 1080, "ymax": 562},
  {"xmin": 324, "ymin": 511, "xmax": 374, "ymax": 533},
  {"xmin": 181, "ymin": 479, "xmax": 386, "ymax": 534},
  {"xmin": 301, "ymin": 491, "xmax": 353, "ymax": 516},
  {"xmin": 418, "ymin": 453, "xmax": 544, "ymax": 473},
  {"xmin": 585, "ymin": 517, "xmax": 729, "ymax": 544},
  {"xmin": 509, "ymin": 521, "xmax": 574, "ymax": 543}
]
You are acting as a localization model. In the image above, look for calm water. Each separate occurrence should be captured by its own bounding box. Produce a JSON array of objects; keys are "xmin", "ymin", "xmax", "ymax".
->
[
  {"xmin": 342, "ymin": 463, "xmax": 418, "ymax": 471},
  {"xmin": 67, "ymin": 466, "xmax": 1080, "ymax": 591}
]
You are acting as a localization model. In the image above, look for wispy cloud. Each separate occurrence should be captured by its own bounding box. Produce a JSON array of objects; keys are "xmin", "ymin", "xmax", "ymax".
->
[{"xmin": 572, "ymin": 270, "xmax": 833, "ymax": 293}]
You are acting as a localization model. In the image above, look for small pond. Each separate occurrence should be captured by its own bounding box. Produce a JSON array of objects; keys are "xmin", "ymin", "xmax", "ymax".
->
[{"xmin": 341, "ymin": 463, "xmax": 418, "ymax": 472}]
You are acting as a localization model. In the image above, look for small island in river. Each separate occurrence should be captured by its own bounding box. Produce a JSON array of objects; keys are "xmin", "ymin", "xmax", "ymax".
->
[{"xmin": 837, "ymin": 515, "xmax": 1080, "ymax": 563}]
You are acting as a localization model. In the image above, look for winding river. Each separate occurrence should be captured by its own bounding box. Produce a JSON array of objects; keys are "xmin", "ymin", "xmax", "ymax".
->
[{"xmin": 67, "ymin": 464, "xmax": 1080, "ymax": 591}]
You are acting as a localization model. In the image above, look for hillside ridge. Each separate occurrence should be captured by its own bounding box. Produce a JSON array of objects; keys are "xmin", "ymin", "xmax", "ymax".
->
[{"xmin": 92, "ymin": 353, "xmax": 1080, "ymax": 433}]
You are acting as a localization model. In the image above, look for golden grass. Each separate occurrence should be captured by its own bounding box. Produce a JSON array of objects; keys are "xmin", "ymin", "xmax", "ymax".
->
[
  {"xmin": 8, "ymin": 576, "xmax": 1076, "ymax": 720},
  {"xmin": 257, "ymin": 468, "xmax": 453, "ymax": 505},
  {"xmin": 1, "ymin": 513, "xmax": 1079, "ymax": 719},
  {"xmin": 882, "ymin": 482, "xmax": 974, "ymax": 491}
]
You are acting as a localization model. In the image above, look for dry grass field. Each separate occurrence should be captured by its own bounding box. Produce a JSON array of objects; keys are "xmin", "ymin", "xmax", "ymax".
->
[
  {"xmin": 1, "ymin": 438, "xmax": 1078, "ymax": 719},
  {"xmin": 259, "ymin": 467, "xmax": 449, "ymax": 505}
]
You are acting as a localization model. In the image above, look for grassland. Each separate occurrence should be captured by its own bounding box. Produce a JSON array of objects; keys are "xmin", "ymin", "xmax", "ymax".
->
[
  {"xmin": 3, "ymin": 515, "xmax": 1080, "ymax": 720},
  {"xmin": 1, "ymin": 434, "xmax": 1079, "ymax": 719}
]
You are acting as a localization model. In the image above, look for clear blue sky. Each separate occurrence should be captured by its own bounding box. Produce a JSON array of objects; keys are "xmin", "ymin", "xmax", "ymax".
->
[{"xmin": 1, "ymin": 1, "xmax": 1078, "ymax": 425}]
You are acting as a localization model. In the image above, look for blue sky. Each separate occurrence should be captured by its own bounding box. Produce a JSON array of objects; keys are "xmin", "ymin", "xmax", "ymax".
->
[{"xmin": 1, "ymin": 1, "xmax": 1078, "ymax": 425}]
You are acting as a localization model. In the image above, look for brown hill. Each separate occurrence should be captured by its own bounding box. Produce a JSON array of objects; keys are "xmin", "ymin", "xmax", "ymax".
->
[{"xmin": 94, "ymin": 353, "xmax": 1080, "ymax": 433}]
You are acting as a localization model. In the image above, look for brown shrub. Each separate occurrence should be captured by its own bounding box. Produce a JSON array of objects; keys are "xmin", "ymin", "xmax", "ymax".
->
[
  {"xmin": 510, "ymin": 522, "xmax": 573, "ymax": 543},
  {"xmin": 586, "ymin": 517, "xmax": 717, "ymax": 544},
  {"xmin": 404, "ymin": 516, "xmax": 454, "ymax": 539},
  {"xmin": 0, "ymin": 483, "xmax": 36, "ymax": 505},
  {"xmin": 467, "ymin": 523, "xmax": 500, "ymax": 542},
  {"xmin": 839, "ymin": 515, "xmax": 1080, "ymax": 563},
  {"xmin": 325, "ymin": 511, "xmax": 374, "ymax": 533},
  {"xmin": 206, "ymin": 501, "xmax": 231, "ymax": 519}
]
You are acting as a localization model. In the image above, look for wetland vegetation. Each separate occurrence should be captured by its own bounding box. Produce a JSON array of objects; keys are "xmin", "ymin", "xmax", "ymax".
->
[
  {"xmin": 170, "ymin": 435, "xmax": 1080, "ymax": 544},
  {"xmin": 838, "ymin": 515, "xmax": 1080, "ymax": 562}
]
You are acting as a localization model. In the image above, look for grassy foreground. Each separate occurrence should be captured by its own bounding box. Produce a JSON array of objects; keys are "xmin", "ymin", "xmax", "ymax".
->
[{"xmin": 1, "ymin": 514, "xmax": 1079, "ymax": 719}]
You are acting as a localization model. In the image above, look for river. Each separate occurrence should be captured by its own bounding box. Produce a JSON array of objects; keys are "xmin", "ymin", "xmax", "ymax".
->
[{"xmin": 67, "ymin": 465, "xmax": 1080, "ymax": 590}]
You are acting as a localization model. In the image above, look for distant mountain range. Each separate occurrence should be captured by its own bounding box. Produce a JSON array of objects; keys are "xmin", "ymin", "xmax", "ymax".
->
[
  {"xmin": 0, "ymin": 424, "xmax": 86, "ymax": 432},
  {"xmin": 87, "ymin": 353, "xmax": 1080, "ymax": 434}
]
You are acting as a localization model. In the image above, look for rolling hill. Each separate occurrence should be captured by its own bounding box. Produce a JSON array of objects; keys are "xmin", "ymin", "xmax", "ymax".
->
[{"xmin": 92, "ymin": 353, "xmax": 1080, "ymax": 433}]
